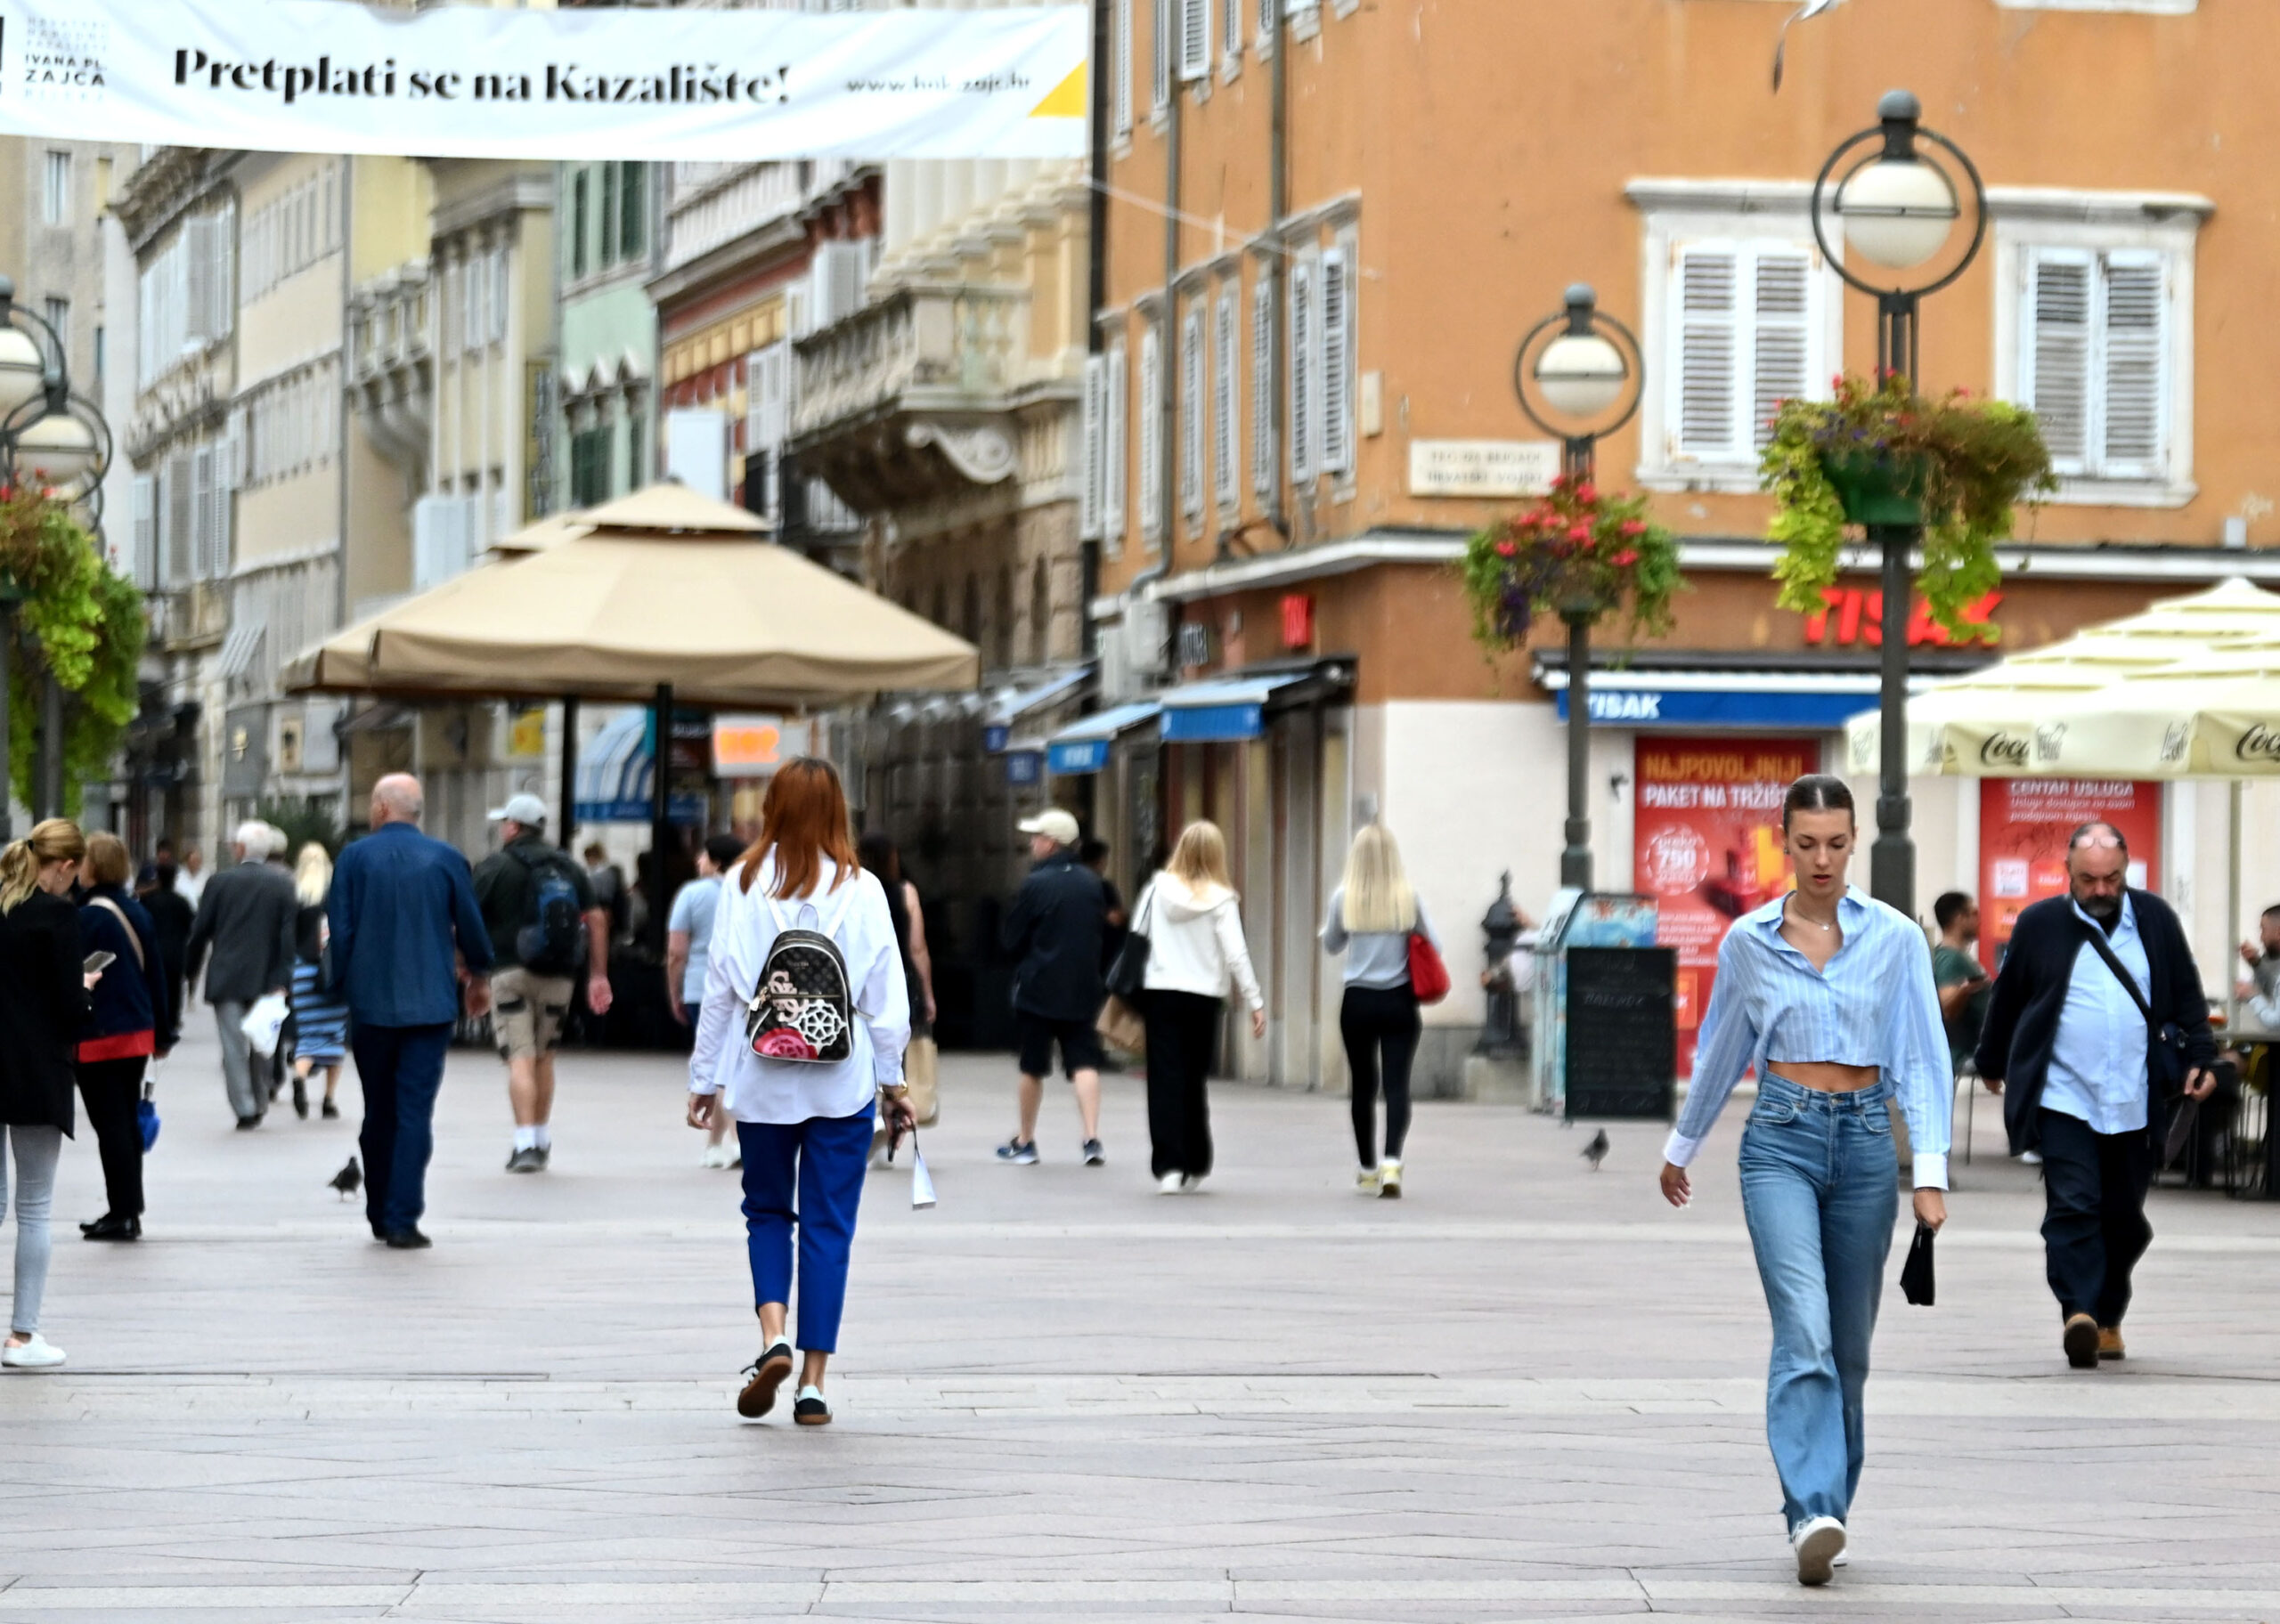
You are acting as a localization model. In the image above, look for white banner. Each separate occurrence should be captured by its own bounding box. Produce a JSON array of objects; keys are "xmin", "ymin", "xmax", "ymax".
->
[{"xmin": 0, "ymin": 0, "xmax": 1089, "ymax": 161}]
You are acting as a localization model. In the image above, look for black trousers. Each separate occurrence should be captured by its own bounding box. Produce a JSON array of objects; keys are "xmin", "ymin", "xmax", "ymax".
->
[
  {"xmin": 1340, "ymin": 984, "xmax": 1421, "ymax": 1165},
  {"xmin": 1144, "ymin": 990, "xmax": 1221, "ymax": 1179},
  {"xmin": 2039, "ymin": 1106, "xmax": 2155, "ymax": 1327},
  {"xmin": 75, "ymin": 1056, "xmax": 147, "ymax": 1219}
]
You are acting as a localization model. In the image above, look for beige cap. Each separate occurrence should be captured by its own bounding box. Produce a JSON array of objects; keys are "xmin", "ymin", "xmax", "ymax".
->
[{"xmin": 1017, "ymin": 808, "xmax": 1080, "ymax": 847}]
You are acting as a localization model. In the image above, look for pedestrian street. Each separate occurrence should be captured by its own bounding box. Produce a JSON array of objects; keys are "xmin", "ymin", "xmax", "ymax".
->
[{"xmin": 4, "ymin": 1023, "xmax": 2278, "ymax": 1622}]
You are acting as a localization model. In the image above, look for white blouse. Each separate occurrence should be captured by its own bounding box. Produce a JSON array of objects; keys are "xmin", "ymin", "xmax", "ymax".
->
[{"xmin": 688, "ymin": 856, "xmax": 911, "ymax": 1125}]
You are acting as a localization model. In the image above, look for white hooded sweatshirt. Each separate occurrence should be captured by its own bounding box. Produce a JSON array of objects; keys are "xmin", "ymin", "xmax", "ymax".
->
[{"xmin": 1137, "ymin": 874, "xmax": 1264, "ymax": 1010}]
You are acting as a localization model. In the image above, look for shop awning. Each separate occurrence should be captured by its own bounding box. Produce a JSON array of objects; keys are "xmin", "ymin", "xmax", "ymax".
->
[
  {"xmin": 574, "ymin": 709, "xmax": 704, "ymax": 825},
  {"xmin": 986, "ymin": 664, "xmax": 1095, "ymax": 726},
  {"xmin": 1541, "ymin": 668, "xmax": 1893, "ymax": 728},
  {"xmin": 1046, "ymin": 701, "xmax": 1162, "ymax": 775},
  {"xmin": 1158, "ymin": 673, "xmax": 1311, "ymax": 742}
]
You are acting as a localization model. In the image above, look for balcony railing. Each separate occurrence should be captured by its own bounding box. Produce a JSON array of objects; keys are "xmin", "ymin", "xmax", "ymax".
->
[
  {"xmin": 157, "ymin": 581, "xmax": 231, "ymax": 649},
  {"xmin": 793, "ymin": 285, "xmax": 1028, "ymax": 440}
]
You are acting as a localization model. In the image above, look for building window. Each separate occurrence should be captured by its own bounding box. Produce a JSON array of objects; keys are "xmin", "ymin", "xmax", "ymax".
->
[
  {"xmin": 1105, "ymin": 335, "xmax": 1128, "ymax": 552},
  {"xmin": 1212, "ymin": 284, "xmax": 1239, "ymax": 512},
  {"xmin": 1137, "ymin": 321, "xmax": 1164, "ymax": 547},
  {"xmin": 601, "ymin": 165, "xmax": 621, "ymax": 266},
  {"xmin": 1991, "ymin": 196, "xmax": 2202, "ymax": 503},
  {"xmin": 571, "ymin": 171, "xmax": 590, "ymax": 279},
  {"xmin": 1030, "ymin": 557, "xmax": 1051, "ymax": 665},
  {"xmin": 569, "ymin": 424, "xmax": 611, "ymax": 507},
  {"xmin": 1320, "ymin": 242, "xmax": 1353, "ymax": 478},
  {"xmin": 1250, "ymin": 277, "xmax": 1274, "ymax": 497},
  {"xmin": 1287, "ymin": 251, "xmax": 1315, "ymax": 484},
  {"xmin": 1222, "ymin": 0, "xmax": 1242, "ymax": 71},
  {"xmin": 625, "ymin": 403, "xmax": 647, "ymax": 492},
  {"xmin": 1079, "ymin": 352, "xmax": 1107, "ymax": 540},
  {"xmin": 42, "ymin": 151, "xmax": 69, "ymax": 225},
  {"xmin": 1178, "ymin": 302, "xmax": 1205, "ymax": 523},
  {"xmin": 43, "ymin": 298, "xmax": 68, "ymax": 356},
  {"xmin": 1179, "ymin": 0, "xmax": 1212, "ymax": 82},
  {"xmin": 1113, "ymin": 0, "xmax": 1133, "ymax": 136},
  {"xmin": 619, "ymin": 163, "xmax": 647, "ymax": 260},
  {"xmin": 1152, "ymin": 0, "xmax": 1172, "ymax": 114}
]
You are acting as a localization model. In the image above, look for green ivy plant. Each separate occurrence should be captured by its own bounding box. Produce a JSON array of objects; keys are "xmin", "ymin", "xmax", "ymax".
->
[
  {"xmin": 1460, "ymin": 475, "xmax": 1686, "ymax": 653},
  {"xmin": 0, "ymin": 488, "xmax": 145, "ymax": 816},
  {"xmin": 1761, "ymin": 374, "xmax": 2056, "ymax": 637}
]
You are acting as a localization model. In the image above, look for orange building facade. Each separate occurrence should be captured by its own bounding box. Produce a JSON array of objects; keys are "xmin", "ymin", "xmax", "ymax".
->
[{"xmin": 1074, "ymin": 0, "xmax": 2280, "ymax": 1093}]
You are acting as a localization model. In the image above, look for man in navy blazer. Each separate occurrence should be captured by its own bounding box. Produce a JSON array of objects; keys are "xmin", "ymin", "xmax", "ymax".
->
[
  {"xmin": 328, "ymin": 773, "xmax": 494, "ymax": 1249},
  {"xmin": 1976, "ymin": 821, "xmax": 2217, "ymax": 1369}
]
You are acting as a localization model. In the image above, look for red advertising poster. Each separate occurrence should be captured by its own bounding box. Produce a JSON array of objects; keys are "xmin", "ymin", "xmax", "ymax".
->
[
  {"xmin": 1978, "ymin": 780, "xmax": 2162, "ymax": 972},
  {"xmin": 1634, "ymin": 738, "xmax": 1822, "ymax": 1073}
]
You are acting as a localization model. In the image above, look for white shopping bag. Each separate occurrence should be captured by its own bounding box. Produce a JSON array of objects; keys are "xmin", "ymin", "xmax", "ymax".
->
[
  {"xmin": 909, "ymin": 1143, "xmax": 937, "ymax": 1210},
  {"xmin": 241, "ymin": 992, "xmax": 289, "ymax": 1059}
]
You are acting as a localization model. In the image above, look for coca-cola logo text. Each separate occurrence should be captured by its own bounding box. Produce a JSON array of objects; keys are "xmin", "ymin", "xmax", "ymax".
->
[
  {"xmin": 1981, "ymin": 734, "xmax": 2029, "ymax": 769},
  {"xmin": 2238, "ymin": 722, "xmax": 2280, "ymax": 764}
]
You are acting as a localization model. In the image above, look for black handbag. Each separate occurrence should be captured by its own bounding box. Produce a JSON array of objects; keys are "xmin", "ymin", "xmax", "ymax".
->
[
  {"xmin": 2079, "ymin": 918, "xmax": 2194, "ymax": 1097},
  {"xmin": 1103, "ymin": 881, "xmax": 1157, "ymax": 1003},
  {"xmin": 1900, "ymin": 1222, "xmax": 1935, "ymax": 1307}
]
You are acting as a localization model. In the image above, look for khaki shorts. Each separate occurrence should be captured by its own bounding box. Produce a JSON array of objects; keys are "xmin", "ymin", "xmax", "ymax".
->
[{"xmin": 491, "ymin": 966, "xmax": 575, "ymax": 1060}]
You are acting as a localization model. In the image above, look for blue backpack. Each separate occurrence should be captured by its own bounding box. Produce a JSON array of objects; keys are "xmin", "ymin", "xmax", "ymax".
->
[{"xmin": 513, "ymin": 849, "xmax": 588, "ymax": 976}]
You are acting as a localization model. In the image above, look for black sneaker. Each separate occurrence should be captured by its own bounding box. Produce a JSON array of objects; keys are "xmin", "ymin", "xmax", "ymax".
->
[
  {"xmin": 996, "ymin": 1138, "xmax": 1039, "ymax": 1165},
  {"xmin": 507, "ymin": 1147, "xmax": 543, "ymax": 1173},
  {"xmin": 737, "ymin": 1338, "xmax": 794, "ymax": 1419},
  {"xmin": 382, "ymin": 1228, "xmax": 432, "ymax": 1250},
  {"xmin": 793, "ymin": 1384, "xmax": 833, "ymax": 1426},
  {"xmin": 322, "ymin": 1099, "xmax": 341, "ymax": 1120},
  {"xmin": 1082, "ymin": 1139, "xmax": 1106, "ymax": 1166}
]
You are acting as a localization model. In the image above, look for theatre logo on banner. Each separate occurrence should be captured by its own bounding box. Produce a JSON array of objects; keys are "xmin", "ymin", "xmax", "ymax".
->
[
  {"xmin": 0, "ymin": 0, "xmax": 1087, "ymax": 161},
  {"xmin": 1978, "ymin": 779, "xmax": 2160, "ymax": 972},
  {"xmin": 1634, "ymin": 738, "xmax": 1820, "ymax": 1073}
]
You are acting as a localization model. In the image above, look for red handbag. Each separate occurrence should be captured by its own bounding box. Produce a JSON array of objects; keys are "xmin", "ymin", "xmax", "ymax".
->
[{"xmin": 1406, "ymin": 930, "xmax": 1451, "ymax": 1005}]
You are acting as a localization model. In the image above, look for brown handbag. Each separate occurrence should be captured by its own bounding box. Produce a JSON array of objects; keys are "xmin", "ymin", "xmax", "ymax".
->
[{"xmin": 1096, "ymin": 994, "xmax": 1145, "ymax": 1057}]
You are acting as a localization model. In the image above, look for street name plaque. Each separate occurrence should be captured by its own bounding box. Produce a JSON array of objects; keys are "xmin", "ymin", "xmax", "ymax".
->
[{"xmin": 1563, "ymin": 946, "xmax": 1677, "ymax": 1122}]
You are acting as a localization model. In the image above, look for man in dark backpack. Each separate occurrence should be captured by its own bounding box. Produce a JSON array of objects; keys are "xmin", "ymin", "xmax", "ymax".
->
[{"xmin": 473, "ymin": 796, "xmax": 614, "ymax": 1173}]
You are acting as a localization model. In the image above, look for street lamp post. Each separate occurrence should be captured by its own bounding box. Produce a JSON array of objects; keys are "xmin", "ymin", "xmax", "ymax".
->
[
  {"xmin": 1810, "ymin": 91, "xmax": 1986, "ymax": 917},
  {"xmin": 1512, "ymin": 284, "xmax": 1644, "ymax": 893},
  {"xmin": 0, "ymin": 273, "xmax": 117, "ymax": 837}
]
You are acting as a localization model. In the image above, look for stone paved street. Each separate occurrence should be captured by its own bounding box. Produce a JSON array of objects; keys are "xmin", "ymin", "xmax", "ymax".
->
[{"xmin": 4, "ymin": 1019, "xmax": 2280, "ymax": 1621}]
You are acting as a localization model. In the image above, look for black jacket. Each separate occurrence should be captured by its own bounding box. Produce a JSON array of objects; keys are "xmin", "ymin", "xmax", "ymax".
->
[
  {"xmin": 143, "ymin": 885, "xmax": 195, "ymax": 994},
  {"xmin": 0, "ymin": 890, "xmax": 86, "ymax": 1133},
  {"xmin": 1001, "ymin": 849, "xmax": 1107, "ymax": 1022},
  {"xmin": 1975, "ymin": 889, "xmax": 2217, "ymax": 1154},
  {"xmin": 79, "ymin": 884, "xmax": 174, "ymax": 1050},
  {"xmin": 184, "ymin": 861, "xmax": 299, "ymax": 1006}
]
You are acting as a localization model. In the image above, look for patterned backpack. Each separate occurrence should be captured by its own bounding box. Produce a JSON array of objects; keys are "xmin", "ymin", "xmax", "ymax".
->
[{"xmin": 744, "ymin": 881, "xmax": 858, "ymax": 1065}]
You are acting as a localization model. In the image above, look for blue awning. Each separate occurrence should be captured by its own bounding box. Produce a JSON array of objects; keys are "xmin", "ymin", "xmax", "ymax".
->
[
  {"xmin": 574, "ymin": 709, "xmax": 705, "ymax": 824},
  {"xmin": 1045, "ymin": 702, "xmax": 1162, "ymax": 775},
  {"xmin": 1541, "ymin": 670, "xmax": 1891, "ymax": 730},
  {"xmin": 1158, "ymin": 673, "xmax": 1308, "ymax": 743}
]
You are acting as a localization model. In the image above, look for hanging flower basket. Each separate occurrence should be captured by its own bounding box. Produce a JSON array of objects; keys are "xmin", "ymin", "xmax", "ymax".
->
[
  {"xmin": 0, "ymin": 486, "xmax": 144, "ymax": 815},
  {"xmin": 1761, "ymin": 374, "xmax": 2056, "ymax": 636},
  {"xmin": 1461, "ymin": 476, "xmax": 1684, "ymax": 653}
]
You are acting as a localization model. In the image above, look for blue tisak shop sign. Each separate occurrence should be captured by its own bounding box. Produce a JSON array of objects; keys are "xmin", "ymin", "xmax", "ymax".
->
[{"xmin": 1554, "ymin": 686, "xmax": 1873, "ymax": 729}]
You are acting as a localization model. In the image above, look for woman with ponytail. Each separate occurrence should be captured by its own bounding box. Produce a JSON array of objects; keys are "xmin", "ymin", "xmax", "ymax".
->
[{"xmin": 0, "ymin": 818, "xmax": 93, "ymax": 1368}]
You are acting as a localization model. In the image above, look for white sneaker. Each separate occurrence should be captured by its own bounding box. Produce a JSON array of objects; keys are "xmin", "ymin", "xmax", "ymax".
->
[
  {"xmin": 1833, "ymin": 1544, "xmax": 1849, "ymax": 1569},
  {"xmin": 1792, "ymin": 1515, "xmax": 1844, "ymax": 1586},
  {"xmin": 1181, "ymin": 1173, "xmax": 1206, "ymax": 1192},
  {"xmin": 1378, "ymin": 1158, "xmax": 1404, "ymax": 1199},
  {"xmin": 1355, "ymin": 1165, "xmax": 1381, "ymax": 1195},
  {"xmin": 701, "ymin": 1143, "xmax": 730, "ymax": 1169},
  {"xmin": 2, "ymin": 1335, "xmax": 66, "ymax": 1369},
  {"xmin": 1158, "ymin": 1171, "xmax": 1185, "ymax": 1195}
]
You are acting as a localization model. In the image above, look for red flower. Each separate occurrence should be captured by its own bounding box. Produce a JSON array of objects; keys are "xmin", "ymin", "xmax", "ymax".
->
[
  {"xmin": 1494, "ymin": 540, "xmax": 1517, "ymax": 558},
  {"xmin": 1612, "ymin": 549, "xmax": 1639, "ymax": 567},
  {"xmin": 1574, "ymin": 482, "xmax": 1598, "ymax": 504},
  {"xmin": 1619, "ymin": 519, "xmax": 1646, "ymax": 537},
  {"xmin": 1567, "ymin": 524, "xmax": 1591, "ymax": 544}
]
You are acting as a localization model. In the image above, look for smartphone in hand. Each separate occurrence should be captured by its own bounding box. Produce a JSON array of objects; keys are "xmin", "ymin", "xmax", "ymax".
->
[{"xmin": 83, "ymin": 950, "xmax": 117, "ymax": 976}]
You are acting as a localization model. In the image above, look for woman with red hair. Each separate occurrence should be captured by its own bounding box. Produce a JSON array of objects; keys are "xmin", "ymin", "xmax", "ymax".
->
[{"xmin": 688, "ymin": 759, "xmax": 913, "ymax": 1427}]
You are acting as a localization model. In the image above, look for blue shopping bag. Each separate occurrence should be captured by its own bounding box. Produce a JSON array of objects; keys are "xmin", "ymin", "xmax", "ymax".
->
[{"xmin": 138, "ymin": 1075, "xmax": 160, "ymax": 1152}]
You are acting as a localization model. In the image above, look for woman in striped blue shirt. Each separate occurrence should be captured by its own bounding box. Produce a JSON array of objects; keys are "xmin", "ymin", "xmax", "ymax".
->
[{"xmin": 1658, "ymin": 775, "xmax": 1950, "ymax": 1588}]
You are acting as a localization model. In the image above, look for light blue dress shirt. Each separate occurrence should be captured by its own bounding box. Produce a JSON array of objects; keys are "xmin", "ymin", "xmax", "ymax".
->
[
  {"xmin": 2042, "ymin": 895, "xmax": 2152, "ymax": 1136},
  {"xmin": 667, "ymin": 875, "xmax": 722, "ymax": 1003},
  {"xmin": 1664, "ymin": 887, "xmax": 1952, "ymax": 1190}
]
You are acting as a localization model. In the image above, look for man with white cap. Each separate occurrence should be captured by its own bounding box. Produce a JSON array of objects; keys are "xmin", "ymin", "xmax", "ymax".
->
[
  {"xmin": 998, "ymin": 808, "xmax": 1111, "ymax": 1166},
  {"xmin": 183, "ymin": 821, "xmax": 299, "ymax": 1128},
  {"xmin": 472, "ymin": 793, "xmax": 614, "ymax": 1172}
]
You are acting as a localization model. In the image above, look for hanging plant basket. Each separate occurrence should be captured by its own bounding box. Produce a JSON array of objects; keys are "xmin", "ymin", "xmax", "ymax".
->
[
  {"xmin": 1761, "ymin": 374, "xmax": 2056, "ymax": 637},
  {"xmin": 0, "ymin": 486, "xmax": 144, "ymax": 815},
  {"xmin": 1460, "ymin": 476, "xmax": 1684, "ymax": 653}
]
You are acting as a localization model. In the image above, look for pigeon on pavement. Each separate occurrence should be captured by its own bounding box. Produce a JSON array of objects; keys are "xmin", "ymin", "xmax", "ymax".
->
[
  {"xmin": 1581, "ymin": 1129, "xmax": 1610, "ymax": 1171},
  {"xmin": 329, "ymin": 1157, "xmax": 362, "ymax": 1200}
]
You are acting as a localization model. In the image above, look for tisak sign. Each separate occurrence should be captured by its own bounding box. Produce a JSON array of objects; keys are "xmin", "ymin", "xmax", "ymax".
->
[{"xmin": 0, "ymin": 0, "xmax": 1088, "ymax": 161}]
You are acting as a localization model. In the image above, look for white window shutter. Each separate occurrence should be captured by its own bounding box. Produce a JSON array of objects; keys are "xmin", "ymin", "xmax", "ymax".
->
[
  {"xmin": 132, "ymin": 475, "xmax": 157, "ymax": 590},
  {"xmin": 1213, "ymin": 286, "xmax": 1238, "ymax": 509},
  {"xmin": 1257, "ymin": 0, "xmax": 1275, "ymax": 47},
  {"xmin": 1224, "ymin": 0, "xmax": 1241, "ymax": 61},
  {"xmin": 2101, "ymin": 252, "xmax": 2165, "ymax": 477},
  {"xmin": 1179, "ymin": 305, "xmax": 1204, "ymax": 519},
  {"xmin": 1288, "ymin": 255, "xmax": 1315, "ymax": 483},
  {"xmin": 1180, "ymin": 0, "xmax": 1211, "ymax": 81},
  {"xmin": 184, "ymin": 217, "xmax": 212, "ymax": 348},
  {"xmin": 165, "ymin": 454, "xmax": 191, "ymax": 587},
  {"xmin": 217, "ymin": 200, "xmax": 236, "ymax": 337},
  {"xmin": 1319, "ymin": 247, "xmax": 1352, "ymax": 475},
  {"xmin": 1113, "ymin": 0, "xmax": 1134, "ymax": 134},
  {"xmin": 190, "ymin": 445, "xmax": 215, "ymax": 581},
  {"xmin": 1105, "ymin": 338, "xmax": 1128, "ymax": 548},
  {"xmin": 1250, "ymin": 278, "xmax": 1274, "ymax": 496},
  {"xmin": 1751, "ymin": 249, "xmax": 1812, "ymax": 451},
  {"xmin": 1153, "ymin": 0, "xmax": 1172, "ymax": 110},
  {"xmin": 1138, "ymin": 323, "xmax": 1163, "ymax": 543},
  {"xmin": 492, "ymin": 250, "xmax": 510, "ymax": 345},
  {"xmin": 2025, "ymin": 248, "xmax": 2091, "ymax": 474},
  {"xmin": 1079, "ymin": 353, "xmax": 1106, "ymax": 540},
  {"xmin": 831, "ymin": 241, "xmax": 866, "ymax": 325},
  {"xmin": 1673, "ymin": 246, "xmax": 1740, "ymax": 461}
]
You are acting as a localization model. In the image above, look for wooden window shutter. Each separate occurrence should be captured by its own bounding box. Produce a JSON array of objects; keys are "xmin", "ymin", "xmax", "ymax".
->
[
  {"xmin": 1180, "ymin": 304, "xmax": 1205, "ymax": 518},
  {"xmin": 1673, "ymin": 245, "xmax": 1739, "ymax": 461},
  {"xmin": 1113, "ymin": 0, "xmax": 1134, "ymax": 133},
  {"xmin": 2025, "ymin": 248, "xmax": 2092, "ymax": 474},
  {"xmin": 1153, "ymin": 0, "xmax": 1172, "ymax": 110},
  {"xmin": 1250, "ymin": 278, "xmax": 1274, "ymax": 497},
  {"xmin": 2100, "ymin": 252, "xmax": 2165, "ymax": 477},
  {"xmin": 1288, "ymin": 256, "xmax": 1315, "ymax": 483},
  {"xmin": 1138, "ymin": 323, "xmax": 1163, "ymax": 542},
  {"xmin": 1213, "ymin": 285, "xmax": 1239, "ymax": 508},
  {"xmin": 1181, "ymin": 0, "xmax": 1211, "ymax": 81},
  {"xmin": 1080, "ymin": 353, "xmax": 1106, "ymax": 540},
  {"xmin": 1106, "ymin": 338, "xmax": 1128, "ymax": 548},
  {"xmin": 1319, "ymin": 246, "xmax": 1353, "ymax": 475},
  {"xmin": 1751, "ymin": 249, "xmax": 1812, "ymax": 451}
]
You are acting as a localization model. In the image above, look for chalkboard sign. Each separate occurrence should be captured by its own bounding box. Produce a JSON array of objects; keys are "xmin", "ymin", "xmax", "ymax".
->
[{"xmin": 1565, "ymin": 946, "xmax": 1676, "ymax": 1121}]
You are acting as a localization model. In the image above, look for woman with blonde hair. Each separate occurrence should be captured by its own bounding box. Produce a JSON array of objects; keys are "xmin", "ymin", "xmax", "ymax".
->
[
  {"xmin": 1135, "ymin": 821, "xmax": 1264, "ymax": 1193},
  {"xmin": 74, "ymin": 832, "xmax": 170, "ymax": 1242},
  {"xmin": 688, "ymin": 759, "xmax": 915, "ymax": 1426},
  {"xmin": 0, "ymin": 819, "xmax": 92, "ymax": 1367},
  {"xmin": 288, "ymin": 841, "xmax": 348, "ymax": 1120},
  {"xmin": 1322, "ymin": 824, "xmax": 1437, "ymax": 1198}
]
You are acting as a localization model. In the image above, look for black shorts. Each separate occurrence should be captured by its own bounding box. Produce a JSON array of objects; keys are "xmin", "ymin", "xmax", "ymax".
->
[{"xmin": 1017, "ymin": 1012, "xmax": 1103, "ymax": 1080}]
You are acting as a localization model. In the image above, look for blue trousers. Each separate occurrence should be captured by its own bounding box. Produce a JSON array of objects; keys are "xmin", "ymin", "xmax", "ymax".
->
[
  {"xmin": 737, "ymin": 1105, "xmax": 875, "ymax": 1353},
  {"xmin": 352, "ymin": 1022, "xmax": 453, "ymax": 1236},
  {"xmin": 1738, "ymin": 1074, "xmax": 1899, "ymax": 1534}
]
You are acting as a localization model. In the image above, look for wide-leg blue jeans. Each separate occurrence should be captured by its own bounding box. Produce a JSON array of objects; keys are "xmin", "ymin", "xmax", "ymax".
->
[
  {"xmin": 1738, "ymin": 1073, "xmax": 1899, "ymax": 1534},
  {"xmin": 737, "ymin": 1105, "xmax": 875, "ymax": 1353}
]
